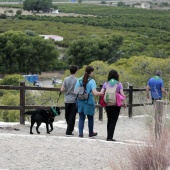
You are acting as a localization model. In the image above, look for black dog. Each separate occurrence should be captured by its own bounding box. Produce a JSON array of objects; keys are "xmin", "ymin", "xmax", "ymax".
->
[{"xmin": 24, "ymin": 107, "xmax": 61, "ymax": 134}]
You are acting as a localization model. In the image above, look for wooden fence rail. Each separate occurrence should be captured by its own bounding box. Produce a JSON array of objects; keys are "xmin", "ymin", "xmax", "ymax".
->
[{"xmin": 0, "ymin": 82, "xmax": 151, "ymax": 124}]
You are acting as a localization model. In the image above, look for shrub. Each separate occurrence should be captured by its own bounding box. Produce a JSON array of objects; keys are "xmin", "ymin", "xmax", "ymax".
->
[
  {"xmin": 8, "ymin": 9, "xmax": 13, "ymax": 13},
  {"xmin": 25, "ymin": 30, "xmax": 36, "ymax": 36},
  {"xmin": 101, "ymin": 1, "xmax": 107, "ymax": 4},
  {"xmin": 16, "ymin": 9, "xmax": 22, "ymax": 15},
  {"xmin": 0, "ymin": 92, "xmax": 20, "ymax": 122},
  {"xmin": 0, "ymin": 74, "xmax": 24, "ymax": 86},
  {"xmin": 0, "ymin": 14, "xmax": 7, "ymax": 19}
]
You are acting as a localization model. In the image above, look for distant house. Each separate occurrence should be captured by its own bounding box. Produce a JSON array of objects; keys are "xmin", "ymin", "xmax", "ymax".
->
[
  {"xmin": 141, "ymin": 3, "xmax": 150, "ymax": 9},
  {"xmin": 39, "ymin": 35, "xmax": 63, "ymax": 41},
  {"xmin": 134, "ymin": 2, "xmax": 150, "ymax": 9},
  {"xmin": 108, "ymin": 2, "xmax": 118, "ymax": 6},
  {"xmin": 49, "ymin": 8, "xmax": 59, "ymax": 14}
]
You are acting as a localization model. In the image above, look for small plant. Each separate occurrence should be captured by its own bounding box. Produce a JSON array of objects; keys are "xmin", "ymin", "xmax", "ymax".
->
[{"xmin": 8, "ymin": 9, "xmax": 13, "ymax": 13}]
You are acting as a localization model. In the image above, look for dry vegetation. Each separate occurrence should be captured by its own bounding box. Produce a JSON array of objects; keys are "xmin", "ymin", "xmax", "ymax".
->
[
  {"xmin": 0, "ymin": 7, "xmax": 94, "ymax": 17},
  {"xmin": 128, "ymin": 131, "xmax": 170, "ymax": 170},
  {"xmin": 38, "ymin": 71, "xmax": 64, "ymax": 80},
  {"xmin": 111, "ymin": 100, "xmax": 170, "ymax": 170},
  {"xmin": 111, "ymin": 130, "xmax": 170, "ymax": 170},
  {"xmin": 0, "ymin": 7, "xmax": 32, "ymax": 15}
]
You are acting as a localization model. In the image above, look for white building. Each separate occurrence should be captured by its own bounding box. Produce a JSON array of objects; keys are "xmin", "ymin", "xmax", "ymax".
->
[
  {"xmin": 39, "ymin": 35, "xmax": 63, "ymax": 41},
  {"xmin": 134, "ymin": 2, "xmax": 151, "ymax": 9},
  {"xmin": 141, "ymin": 3, "xmax": 151, "ymax": 9},
  {"xmin": 49, "ymin": 8, "xmax": 59, "ymax": 14}
]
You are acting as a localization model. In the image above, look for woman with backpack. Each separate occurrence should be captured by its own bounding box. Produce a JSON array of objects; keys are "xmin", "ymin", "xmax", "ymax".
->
[
  {"xmin": 75, "ymin": 66, "xmax": 103, "ymax": 138},
  {"xmin": 100, "ymin": 70, "xmax": 126, "ymax": 141}
]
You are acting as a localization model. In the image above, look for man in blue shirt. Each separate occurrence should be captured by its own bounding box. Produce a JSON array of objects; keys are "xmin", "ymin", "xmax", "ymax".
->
[{"xmin": 146, "ymin": 70, "xmax": 167, "ymax": 103}]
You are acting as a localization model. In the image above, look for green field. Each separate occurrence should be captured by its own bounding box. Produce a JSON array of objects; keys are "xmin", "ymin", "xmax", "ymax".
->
[{"xmin": 0, "ymin": 3, "xmax": 170, "ymax": 58}]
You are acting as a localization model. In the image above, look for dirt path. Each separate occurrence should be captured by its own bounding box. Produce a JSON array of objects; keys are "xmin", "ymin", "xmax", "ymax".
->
[{"xmin": 0, "ymin": 115, "xmax": 149, "ymax": 170}]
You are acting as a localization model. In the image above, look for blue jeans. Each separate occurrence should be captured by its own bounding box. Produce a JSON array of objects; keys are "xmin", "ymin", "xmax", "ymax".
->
[{"xmin": 78, "ymin": 112, "xmax": 94, "ymax": 136}]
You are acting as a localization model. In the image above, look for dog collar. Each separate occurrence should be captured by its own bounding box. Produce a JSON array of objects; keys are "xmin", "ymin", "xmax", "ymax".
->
[{"xmin": 51, "ymin": 106, "xmax": 59, "ymax": 116}]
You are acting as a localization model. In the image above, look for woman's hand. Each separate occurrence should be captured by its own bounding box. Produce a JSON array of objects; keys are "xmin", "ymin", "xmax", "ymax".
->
[
  {"xmin": 92, "ymin": 89, "xmax": 103, "ymax": 96},
  {"xmin": 122, "ymin": 103, "xmax": 127, "ymax": 108}
]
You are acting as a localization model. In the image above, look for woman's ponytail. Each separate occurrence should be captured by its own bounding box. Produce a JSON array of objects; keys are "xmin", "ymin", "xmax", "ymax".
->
[{"xmin": 82, "ymin": 66, "xmax": 94, "ymax": 89}]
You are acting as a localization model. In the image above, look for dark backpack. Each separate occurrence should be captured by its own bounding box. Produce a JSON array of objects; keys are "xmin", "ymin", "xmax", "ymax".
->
[{"xmin": 74, "ymin": 79, "xmax": 92, "ymax": 100}]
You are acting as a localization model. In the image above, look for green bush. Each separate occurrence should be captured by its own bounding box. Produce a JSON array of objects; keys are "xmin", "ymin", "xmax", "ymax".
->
[
  {"xmin": 101, "ymin": 1, "xmax": 107, "ymax": 4},
  {"xmin": 16, "ymin": 9, "xmax": 22, "ymax": 15},
  {"xmin": 25, "ymin": 29, "xmax": 35, "ymax": 36},
  {"xmin": 0, "ymin": 14, "xmax": 7, "ymax": 19},
  {"xmin": 8, "ymin": 9, "xmax": 13, "ymax": 13},
  {"xmin": 0, "ymin": 92, "xmax": 20, "ymax": 122},
  {"xmin": 0, "ymin": 74, "xmax": 24, "ymax": 86}
]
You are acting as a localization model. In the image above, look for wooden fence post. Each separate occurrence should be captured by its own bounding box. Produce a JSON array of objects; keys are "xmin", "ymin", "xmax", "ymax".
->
[
  {"xmin": 20, "ymin": 82, "xmax": 25, "ymax": 124},
  {"xmin": 155, "ymin": 100, "xmax": 164, "ymax": 139},
  {"xmin": 128, "ymin": 85, "xmax": 133, "ymax": 118}
]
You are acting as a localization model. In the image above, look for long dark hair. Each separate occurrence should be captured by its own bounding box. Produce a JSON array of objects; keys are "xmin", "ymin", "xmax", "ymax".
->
[
  {"xmin": 82, "ymin": 66, "xmax": 94, "ymax": 89},
  {"xmin": 107, "ymin": 70, "xmax": 119, "ymax": 81}
]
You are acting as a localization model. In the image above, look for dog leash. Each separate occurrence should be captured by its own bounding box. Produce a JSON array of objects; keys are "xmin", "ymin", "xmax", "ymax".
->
[
  {"xmin": 49, "ymin": 91, "xmax": 61, "ymax": 114},
  {"xmin": 56, "ymin": 91, "xmax": 62, "ymax": 104},
  {"xmin": 47, "ymin": 91, "xmax": 61, "ymax": 117}
]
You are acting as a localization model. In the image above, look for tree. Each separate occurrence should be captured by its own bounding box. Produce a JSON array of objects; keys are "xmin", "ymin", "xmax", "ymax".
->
[
  {"xmin": 117, "ymin": 2, "xmax": 126, "ymax": 6},
  {"xmin": 63, "ymin": 56, "xmax": 170, "ymax": 88},
  {"xmin": 112, "ymin": 56, "xmax": 170, "ymax": 87},
  {"xmin": 67, "ymin": 35, "xmax": 123, "ymax": 68},
  {"xmin": 23, "ymin": 0, "xmax": 53, "ymax": 12},
  {"xmin": 78, "ymin": 0, "xmax": 83, "ymax": 4},
  {"xmin": 0, "ymin": 31, "xmax": 59, "ymax": 74}
]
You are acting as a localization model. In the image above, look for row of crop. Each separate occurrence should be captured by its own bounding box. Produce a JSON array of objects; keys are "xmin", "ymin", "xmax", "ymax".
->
[
  {"xmin": 57, "ymin": 4, "xmax": 170, "ymax": 16},
  {"xmin": 17, "ymin": 14, "xmax": 170, "ymax": 32}
]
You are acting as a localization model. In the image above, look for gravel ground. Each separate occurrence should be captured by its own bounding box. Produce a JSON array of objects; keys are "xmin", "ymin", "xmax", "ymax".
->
[{"xmin": 0, "ymin": 113, "xmax": 149, "ymax": 170}]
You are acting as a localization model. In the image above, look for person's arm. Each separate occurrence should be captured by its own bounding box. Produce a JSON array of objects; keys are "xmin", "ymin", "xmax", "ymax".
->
[
  {"xmin": 120, "ymin": 89, "xmax": 127, "ymax": 108},
  {"xmin": 60, "ymin": 85, "xmax": 65, "ymax": 92},
  {"xmin": 120, "ymin": 89, "xmax": 125, "ymax": 97},
  {"xmin": 160, "ymin": 80, "xmax": 167, "ymax": 96},
  {"xmin": 60, "ymin": 79, "xmax": 66, "ymax": 92},
  {"xmin": 100, "ymin": 88, "xmax": 105, "ymax": 94},
  {"xmin": 161, "ymin": 87, "xmax": 167, "ymax": 96},
  {"xmin": 91, "ymin": 80, "xmax": 103, "ymax": 96},
  {"xmin": 99, "ymin": 83, "xmax": 106, "ymax": 94},
  {"xmin": 92, "ymin": 89, "xmax": 103, "ymax": 96}
]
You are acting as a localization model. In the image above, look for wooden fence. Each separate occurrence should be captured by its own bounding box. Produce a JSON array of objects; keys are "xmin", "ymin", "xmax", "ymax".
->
[{"xmin": 0, "ymin": 82, "xmax": 151, "ymax": 124}]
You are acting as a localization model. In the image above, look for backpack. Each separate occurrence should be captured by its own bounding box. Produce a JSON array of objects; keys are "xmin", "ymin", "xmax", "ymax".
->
[
  {"xmin": 74, "ymin": 79, "xmax": 92, "ymax": 100},
  {"xmin": 104, "ymin": 82, "xmax": 118, "ymax": 105}
]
